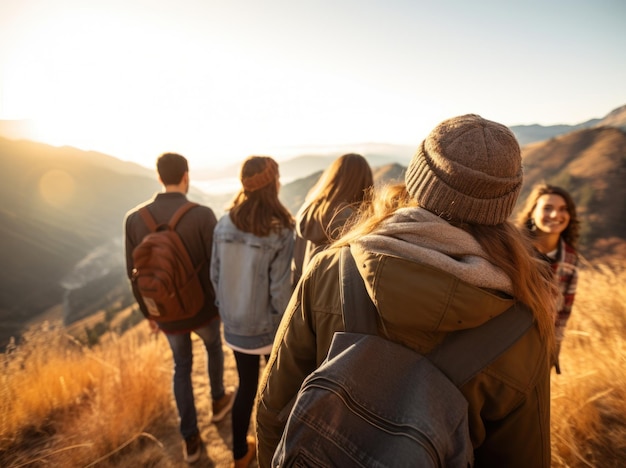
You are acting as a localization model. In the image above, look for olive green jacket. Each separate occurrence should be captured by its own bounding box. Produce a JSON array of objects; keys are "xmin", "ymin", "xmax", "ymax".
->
[{"xmin": 256, "ymin": 241, "xmax": 551, "ymax": 467}]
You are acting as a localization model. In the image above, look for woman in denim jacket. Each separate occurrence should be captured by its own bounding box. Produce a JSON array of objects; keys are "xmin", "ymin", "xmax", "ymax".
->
[{"xmin": 211, "ymin": 156, "xmax": 294, "ymax": 468}]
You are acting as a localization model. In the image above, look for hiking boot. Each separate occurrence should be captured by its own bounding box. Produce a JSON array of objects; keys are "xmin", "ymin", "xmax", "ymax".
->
[
  {"xmin": 182, "ymin": 433, "xmax": 202, "ymax": 464},
  {"xmin": 233, "ymin": 436, "xmax": 256, "ymax": 468},
  {"xmin": 212, "ymin": 387, "xmax": 236, "ymax": 423}
]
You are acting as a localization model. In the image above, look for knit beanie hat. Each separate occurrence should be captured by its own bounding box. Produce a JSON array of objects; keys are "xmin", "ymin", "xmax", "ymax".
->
[
  {"xmin": 241, "ymin": 157, "xmax": 279, "ymax": 192},
  {"xmin": 405, "ymin": 114, "xmax": 523, "ymax": 225}
]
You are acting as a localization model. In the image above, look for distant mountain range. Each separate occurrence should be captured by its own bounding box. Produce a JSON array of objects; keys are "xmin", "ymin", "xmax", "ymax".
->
[
  {"xmin": 193, "ymin": 143, "xmax": 415, "ymax": 184},
  {"xmin": 0, "ymin": 104, "xmax": 625, "ymax": 348},
  {"xmin": 189, "ymin": 104, "xmax": 626, "ymax": 183},
  {"xmin": 3, "ymin": 106, "xmax": 624, "ymax": 184}
]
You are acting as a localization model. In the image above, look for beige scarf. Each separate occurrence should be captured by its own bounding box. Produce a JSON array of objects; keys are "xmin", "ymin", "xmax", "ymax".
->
[{"xmin": 354, "ymin": 207, "xmax": 513, "ymax": 295}]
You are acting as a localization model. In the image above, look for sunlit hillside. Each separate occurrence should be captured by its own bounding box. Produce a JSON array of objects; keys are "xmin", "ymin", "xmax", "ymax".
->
[
  {"xmin": 550, "ymin": 262, "xmax": 626, "ymax": 466},
  {"xmin": 1, "ymin": 264, "xmax": 625, "ymax": 466}
]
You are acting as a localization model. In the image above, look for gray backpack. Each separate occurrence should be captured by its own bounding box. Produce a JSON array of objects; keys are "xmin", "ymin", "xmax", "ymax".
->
[{"xmin": 272, "ymin": 246, "xmax": 533, "ymax": 467}]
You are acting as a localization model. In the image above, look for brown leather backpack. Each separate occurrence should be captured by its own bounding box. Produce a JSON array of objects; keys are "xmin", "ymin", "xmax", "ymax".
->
[{"xmin": 131, "ymin": 202, "xmax": 204, "ymax": 322}]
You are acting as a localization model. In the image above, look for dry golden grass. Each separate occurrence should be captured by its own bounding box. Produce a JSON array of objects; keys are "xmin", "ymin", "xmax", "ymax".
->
[
  {"xmin": 0, "ymin": 320, "xmax": 174, "ymax": 467},
  {"xmin": 550, "ymin": 263, "xmax": 626, "ymax": 466},
  {"xmin": 1, "ymin": 265, "xmax": 625, "ymax": 466}
]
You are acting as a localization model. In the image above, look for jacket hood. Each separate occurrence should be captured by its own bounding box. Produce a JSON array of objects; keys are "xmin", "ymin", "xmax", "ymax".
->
[
  {"xmin": 348, "ymin": 207, "xmax": 515, "ymax": 349},
  {"xmin": 350, "ymin": 243, "xmax": 514, "ymax": 335},
  {"xmin": 296, "ymin": 201, "xmax": 352, "ymax": 245}
]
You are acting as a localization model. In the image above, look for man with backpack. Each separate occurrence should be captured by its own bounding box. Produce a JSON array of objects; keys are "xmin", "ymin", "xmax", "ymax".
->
[{"xmin": 124, "ymin": 153, "xmax": 234, "ymax": 464}]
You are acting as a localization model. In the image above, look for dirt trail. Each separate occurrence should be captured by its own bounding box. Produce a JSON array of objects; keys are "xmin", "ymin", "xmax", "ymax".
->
[{"xmin": 154, "ymin": 327, "xmax": 259, "ymax": 468}]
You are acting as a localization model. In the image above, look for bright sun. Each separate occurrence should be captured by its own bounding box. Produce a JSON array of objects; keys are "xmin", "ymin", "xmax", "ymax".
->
[
  {"xmin": 2, "ymin": 9, "xmax": 270, "ymax": 167},
  {"xmin": 1, "ymin": 5, "xmax": 421, "ymax": 169},
  {"xmin": 1, "ymin": 5, "xmax": 411, "ymax": 169},
  {"xmin": 2, "ymin": 11, "xmax": 134, "ymax": 143}
]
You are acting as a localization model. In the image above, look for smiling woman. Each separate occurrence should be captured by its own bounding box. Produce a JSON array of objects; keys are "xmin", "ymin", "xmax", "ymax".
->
[{"xmin": 516, "ymin": 184, "xmax": 581, "ymax": 375}]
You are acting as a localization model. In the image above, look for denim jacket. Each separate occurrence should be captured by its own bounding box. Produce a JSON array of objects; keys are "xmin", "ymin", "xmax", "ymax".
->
[{"xmin": 210, "ymin": 214, "xmax": 294, "ymax": 350}]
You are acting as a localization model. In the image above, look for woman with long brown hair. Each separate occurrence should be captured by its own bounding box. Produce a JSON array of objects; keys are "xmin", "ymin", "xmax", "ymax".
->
[
  {"xmin": 292, "ymin": 153, "xmax": 373, "ymax": 285},
  {"xmin": 517, "ymin": 183, "xmax": 580, "ymax": 372},
  {"xmin": 210, "ymin": 156, "xmax": 294, "ymax": 468},
  {"xmin": 257, "ymin": 115, "xmax": 556, "ymax": 467}
]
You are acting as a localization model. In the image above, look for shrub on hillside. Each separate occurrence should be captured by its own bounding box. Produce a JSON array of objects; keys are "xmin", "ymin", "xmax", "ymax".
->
[{"xmin": 0, "ymin": 321, "xmax": 171, "ymax": 466}]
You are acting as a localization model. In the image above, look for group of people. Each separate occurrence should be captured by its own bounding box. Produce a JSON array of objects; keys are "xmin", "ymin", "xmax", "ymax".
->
[{"xmin": 124, "ymin": 114, "xmax": 580, "ymax": 467}]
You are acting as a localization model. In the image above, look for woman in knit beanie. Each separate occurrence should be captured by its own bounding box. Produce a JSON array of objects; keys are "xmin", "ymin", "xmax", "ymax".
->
[
  {"xmin": 257, "ymin": 115, "xmax": 556, "ymax": 468},
  {"xmin": 210, "ymin": 156, "xmax": 295, "ymax": 468}
]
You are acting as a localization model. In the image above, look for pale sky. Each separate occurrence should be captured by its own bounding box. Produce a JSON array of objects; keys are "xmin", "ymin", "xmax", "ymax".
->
[{"xmin": 1, "ymin": 0, "xmax": 625, "ymax": 170}]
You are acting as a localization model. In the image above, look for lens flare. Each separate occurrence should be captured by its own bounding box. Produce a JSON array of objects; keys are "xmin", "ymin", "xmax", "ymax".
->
[{"xmin": 38, "ymin": 170, "xmax": 75, "ymax": 207}]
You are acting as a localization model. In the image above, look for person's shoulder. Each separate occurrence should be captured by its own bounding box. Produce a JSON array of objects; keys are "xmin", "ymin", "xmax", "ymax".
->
[
  {"xmin": 562, "ymin": 240, "xmax": 577, "ymax": 255},
  {"xmin": 187, "ymin": 202, "xmax": 219, "ymax": 221},
  {"xmin": 306, "ymin": 244, "xmax": 342, "ymax": 275},
  {"xmin": 271, "ymin": 218, "xmax": 294, "ymax": 236},
  {"xmin": 124, "ymin": 198, "xmax": 152, "ymax": 224},
  {"xmin": 189, "ymin": 200, "xmax": 215, "ymax": 212},
  {"xmin": 214, "ymin": 211, "xmax": 232, "ymax": 225},
  {"xmin": 560, "ymin": 239, "xmax": 579, "ymax": 264}
]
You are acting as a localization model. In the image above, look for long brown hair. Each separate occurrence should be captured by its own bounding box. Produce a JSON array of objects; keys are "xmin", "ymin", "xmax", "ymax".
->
[
  {"xmin": 299, "ymin": 153, "xmax": 373, "ymax": 217},
  {"xmin": 229, "ymin": 156, "xmax": 294, "ymax": 237},
  {"xmin": 516, "ymin": 183, "xmax": 580, "ymax": 249},
  {"xmin": 339, "ymin": 183, "xmax": 556, "ymax": 352}
]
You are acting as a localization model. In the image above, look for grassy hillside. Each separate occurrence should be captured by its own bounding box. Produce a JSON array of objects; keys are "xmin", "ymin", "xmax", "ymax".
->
[
  {"xmin": 0, "ymin": 139, "xmax": 158, "ymax": 318},
  {"xmin": 550, "ymin": 264, "xmax": 626, "ymax": 465}
]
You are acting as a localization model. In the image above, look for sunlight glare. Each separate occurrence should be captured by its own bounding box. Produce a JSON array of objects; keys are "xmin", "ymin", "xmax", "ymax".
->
[{"xmin": 38, "ymin": 169, "xmax": 76, "ymax": 208}]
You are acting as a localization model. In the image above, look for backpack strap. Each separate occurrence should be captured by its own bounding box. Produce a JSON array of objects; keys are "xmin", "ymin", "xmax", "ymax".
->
[
  {"xmin": 138, "ymin": 202, "xmax": 198, "ymax": 232},
  {"xmin": 427, "ymin": 302, "xmax": 533, "ymax": 386},
  {"xmin": 339, "ymin": 246, "xmax": 534, "ymax": 387},
  {"xmin": 168, "ymin": 202, "xmax": 199, "ymax": 229},
  {"xmin": 138, "ymin": 206, "xmax": 158, "ymax": 232},
  {"xmin": 339, "ymin": 245, "xmax": 379, "ymax": 335}
]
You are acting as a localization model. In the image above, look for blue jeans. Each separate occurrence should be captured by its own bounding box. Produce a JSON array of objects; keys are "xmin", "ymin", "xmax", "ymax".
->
[{"xmin": 165, "ymin": 318, "xmax": 225, "ymax": 438}]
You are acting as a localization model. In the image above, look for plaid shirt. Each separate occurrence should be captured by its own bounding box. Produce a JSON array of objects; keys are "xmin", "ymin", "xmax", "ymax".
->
[{"xmin": 546, "ymin": 239, "xmax": 578, "ymax": 343}]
